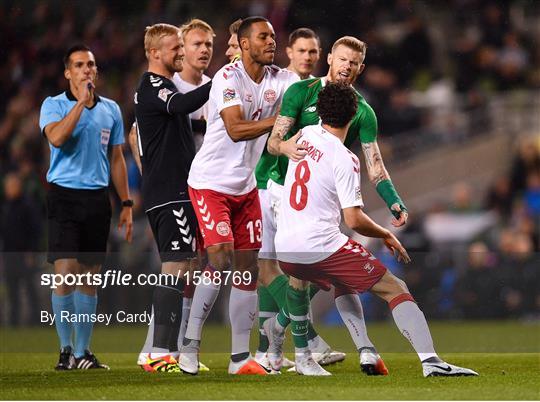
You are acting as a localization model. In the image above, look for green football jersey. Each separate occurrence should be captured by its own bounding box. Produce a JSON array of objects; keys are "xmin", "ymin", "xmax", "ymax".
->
[{"xmin": 266, "ymin": 77, "xmax": 378, "ymax": 186}]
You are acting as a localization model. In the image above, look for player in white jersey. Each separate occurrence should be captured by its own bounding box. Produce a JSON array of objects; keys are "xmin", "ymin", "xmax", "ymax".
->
[
  {"xmin": 256, "ymin": 27, "xmax": 354, "ymax": 371},
  {"xmin": 179, "ymin": 17, "xmax": 298, "ymax": 376},
  {"xmin": 135, "ymin": 19, "xmax": 214, "ymax": 372},
  {"xmin": 267, "ymin": 82, "xmax": 478, "ymax": 378}
]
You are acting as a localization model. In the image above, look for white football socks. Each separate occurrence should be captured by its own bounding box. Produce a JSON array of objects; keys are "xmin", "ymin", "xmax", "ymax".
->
[
  {"xmin": 391, "ymin": 300, "xmax": 438, "ymax": 362},
  {"xmin": 184, "ymin": 281, "xmax": 221, "ymax": 342},
  {"xmin": 229, "ymin": 286, "xmax": 258, "ymax": 356},
  {"xmin": 140, "ymin": 306, "xmax": 154, "ymax": 354},
  {"xmin": 335, "ymin": 293, "xmax": 375, "ymax": 350},
  {"xmin": 177, "ymin": 297, "xmax": 192, "ymax": 350}
]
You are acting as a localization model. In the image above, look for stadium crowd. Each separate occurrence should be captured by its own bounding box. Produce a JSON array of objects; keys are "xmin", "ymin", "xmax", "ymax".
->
[{"xmin": 0, "ymin": 0, "xmax": 539, "ymax": 326}]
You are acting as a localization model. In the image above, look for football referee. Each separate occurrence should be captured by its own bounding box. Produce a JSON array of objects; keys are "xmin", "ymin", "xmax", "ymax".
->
[
  {"xmin": 39, "ymin": 44, "xmax": 133, "ymax": 370},
  {"xmin": 131, "ymin": 23, "xmax": 211, "ymax": 372}
]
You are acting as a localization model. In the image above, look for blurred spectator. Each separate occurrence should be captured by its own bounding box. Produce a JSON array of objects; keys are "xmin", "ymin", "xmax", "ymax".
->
[
  {"xmin": 380, "ymin": 89, "xmax": 422, "ymax": 136},
  {"xmin": 510, "ymin": 138, "xmax": 540, "ymax": 195},
  {"xmin": 484, "ymin": 175, "xmax": 513, "ymax": 220},
  {"xmin": 495, "ymin": 231, "xmax": 537, "ymax": 317},
  {"xmin": 398, "ymin": 15, "xmax": 433, "ymax": 86},
  {"xmin": 523, "ymin": 171, "xmax": 540, "ymax": 217},
  {"xmin": 497, "ymin": 31, "xmax": 529, "ymax": 89},
  {"xmin": 449, "ymin": 182, "xmax": 481, "ymax": 212},
  {"xmin": 455, "ymin": 241, "xmax": 500, "ymax": 319},
  {"xmin": 1, "ymin": 172, "xmax": 42, "ymax": 326}
]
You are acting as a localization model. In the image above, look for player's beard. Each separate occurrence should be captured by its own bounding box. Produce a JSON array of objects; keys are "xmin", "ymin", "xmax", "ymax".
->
[
  {"xmin": 330, "ymin": 65, "xmax": 357, "ymax": 85},
  {"xmin": 252, "ymin": 48, "xmax": 275, "ymax": 66},
  {"xmin": 165, "ymin": 57, "xmax": 183, "ymax": 75}
]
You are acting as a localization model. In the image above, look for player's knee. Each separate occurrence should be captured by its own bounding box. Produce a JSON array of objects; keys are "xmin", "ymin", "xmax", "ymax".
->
[
  {"xmin": 76, "ymin": 283, "xmax": 97, "ymax": 296},
  {"xmin": 258, "ymin": 259, "xmax": 282, "ymax": 286},
  {"xmin": 206, "ymin": 243, "xmax": 233, "ymax": 270},
  {"xmin": 393, "ymin": 276, "xmax": 409, "ymax": 294},
  {"xmin": 289, "ymin": 276, "xmax": 308, "ymax": 290},
  {"xmin": 383, "ymin": 276, "xmax": 409, "ymax": 301},
  {"xmin": 54, "ymin": 283, "xmax": 76, "ymax": 295}
]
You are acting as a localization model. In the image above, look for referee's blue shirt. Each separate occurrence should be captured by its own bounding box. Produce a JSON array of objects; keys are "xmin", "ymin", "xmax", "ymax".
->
[{"xmin": 39, "ymin": 90, "xmax": 125, "ymax": 190}]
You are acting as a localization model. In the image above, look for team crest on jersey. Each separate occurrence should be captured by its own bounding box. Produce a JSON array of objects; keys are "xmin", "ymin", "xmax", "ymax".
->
[
  {"xmin": 158, "ymin": 88, "xmax": 172, "ymax": 102},
  {"xmin": 223, "ymin": 88, "xmax": 236, "ymax": 103},
  {"xmin": 245, "ymin": 93, "xmax": 253, "ymax": 103},
  {"xmin": 216, "ymin": 221, "xmax": 230, "ymax": 237},
  {"xmin": 264, "ymin": 89, "xmax": 277, "ymax": 104}
]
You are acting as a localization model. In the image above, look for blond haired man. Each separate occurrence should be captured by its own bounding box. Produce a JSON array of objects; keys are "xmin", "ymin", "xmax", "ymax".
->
[{"xmin": 133, "ymin": 23, "xmax": 211, "ymax": 373}]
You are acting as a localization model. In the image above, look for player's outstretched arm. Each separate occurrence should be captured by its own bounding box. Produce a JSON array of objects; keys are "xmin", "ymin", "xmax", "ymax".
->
[
  {"xmin": 128, "ymin": 123, "xmax": 142, "ymax": 175},
  {"xmin": 167, "ymin": 81, "xmax": 212, "ymax": 115},
  {"xmin": 343, "ymin": 206, "xmax": 410, "ymax": 263},
  {"xmin": 267, "ymin": 115, "xmax": 307, "ymax": 161},
  {"xmin": 361, "ymin": 141, "xmax": 408, "ymax": 227},
  {"xmin": 220, "ymin": 105, "xmax": 276, "ymax": 142}
]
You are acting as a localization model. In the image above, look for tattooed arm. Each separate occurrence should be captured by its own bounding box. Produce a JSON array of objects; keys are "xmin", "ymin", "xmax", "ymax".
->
[
  {"xmin": 361, "ymin": 141, "xmax": 390, "ymax": 185},
  {"xmin": 362, "ymin": 141, "xmax": 408, "ymax": 227},
  {"xmin": 267, "ymin": 115, "xmax": 307, "ymax": 161}
]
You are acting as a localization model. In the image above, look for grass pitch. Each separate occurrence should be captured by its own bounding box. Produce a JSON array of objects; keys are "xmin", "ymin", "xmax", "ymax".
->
[{"xmin": 1, "ymin": 322, "xmax": 539, "ymax": 400}]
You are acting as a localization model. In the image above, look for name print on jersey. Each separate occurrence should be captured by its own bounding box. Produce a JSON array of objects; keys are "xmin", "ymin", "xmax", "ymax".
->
[{"xmin": 300, "ymin": 139, "xmax": 324, "ymax": 163}]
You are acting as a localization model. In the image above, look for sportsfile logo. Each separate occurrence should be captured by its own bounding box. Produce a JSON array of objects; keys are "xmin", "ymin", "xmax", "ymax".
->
[{"xmin": 41, "ymin": 270, "xmax": 254, "ymax": 289}]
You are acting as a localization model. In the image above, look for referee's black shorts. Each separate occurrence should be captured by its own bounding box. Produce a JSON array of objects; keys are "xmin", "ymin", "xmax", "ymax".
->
[
  {"xmin": 46, "ymin": 183, "xmax": 111, "ymax": 265},
  {"xmin": 146, "ymin": 202, "xmax": 198, "ymax": 262}
]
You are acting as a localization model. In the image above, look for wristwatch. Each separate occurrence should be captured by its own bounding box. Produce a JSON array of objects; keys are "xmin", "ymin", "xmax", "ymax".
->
[{"xmin": 122, "ymin": 199, "xmax": 134, "ymax": 207}]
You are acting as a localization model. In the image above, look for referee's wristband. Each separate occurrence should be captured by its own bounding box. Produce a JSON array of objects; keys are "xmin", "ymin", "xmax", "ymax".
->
[{"xmin": 121, "ymin": 199, "xmax": 134, "ymax": 208}]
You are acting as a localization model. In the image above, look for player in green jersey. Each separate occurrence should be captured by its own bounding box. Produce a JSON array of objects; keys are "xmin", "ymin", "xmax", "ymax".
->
[
  {"xmin": 268, "ymin": 36, "xmax": 407, "ymax": 222},
  {"xmin": 263, "ymin": 36, "xmax": 407, "ymax": 375},
  {"xmin": 255, "ymin": 29, "xmax": 360, "ymax": 372}
]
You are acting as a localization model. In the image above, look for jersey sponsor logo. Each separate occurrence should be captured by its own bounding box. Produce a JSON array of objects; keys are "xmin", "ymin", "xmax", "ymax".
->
[
  {"xmin": 264, "ymin": 89, "xmax": 277, "ymax": 104},
  {"xmin": 149, "ymin": 75, "xmax": 163, "ymax": 87},
  {"xmin": 304, "ymin": 106, "xmax": 316, "ymax": 113},
  {"xmin": 223, "ymin": 88, "xmax": 236, "ymax": 103},
  {"xmin": 216, "ymin": 221, "xmax": 230, "ymax": 237},
  {"xmin": 158, "ymin": 88, "xmax": 173, "ymax": 102},
  {"xmin": 171, "ymin": 241, "xmax": 180, "ymax": 250}
]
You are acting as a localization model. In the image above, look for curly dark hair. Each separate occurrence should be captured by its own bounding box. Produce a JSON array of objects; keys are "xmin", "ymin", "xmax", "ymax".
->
[{"xmin": 317, "ymin": 82, "xmax": 358, "ymax": 128}]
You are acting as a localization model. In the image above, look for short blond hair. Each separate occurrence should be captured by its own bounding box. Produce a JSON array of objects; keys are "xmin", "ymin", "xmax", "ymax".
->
[
  {"xmin": 180, "ymin": 18, "xmax": 215, "ymax": 39},
  {"xmin": 144, "ymin": 23, "xmax": 180, "ymax": 59},
  {"xmin": 331, "ymin": 36, "xmax": 367, "ymax": 55},
  {"xmin": 229, "ymin": 18, "xmax": 243, "ymax": 35}
]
